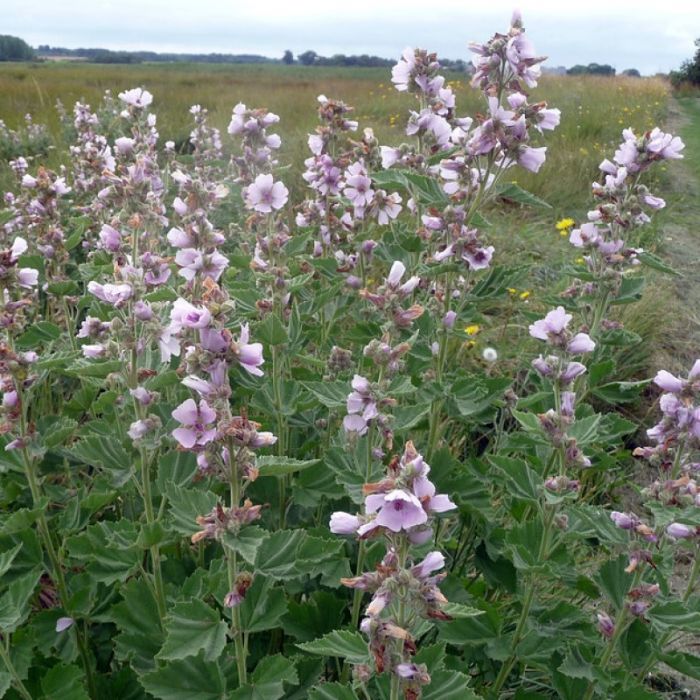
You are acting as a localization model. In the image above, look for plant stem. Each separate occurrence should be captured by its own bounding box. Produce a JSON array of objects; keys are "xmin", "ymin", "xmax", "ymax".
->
[
  {"xmin": 224, "ymin": 545, "xmax": 247, "ymax": 685},
  {"xmin": 0, "ymin": 641, "xmax": 32, "ymax": 700},
  {"xmin": 490, "ymin": 504, "xmax": 556, "ymax": 697},
  {"xmin": 637, "ymin": 547, "xmax": 700, "ymax": 682},
  {"xmin": 139, "ymin": 445, "xmax": 167, "ymax": 621},
  {"xmin": 341, "ymin": 436, "xmax": 374, "ymax": 683},
  {"xmin": 271, "ymin": 343, "xmax": 289, "ymax": 528},
  {"xmin": 15, "ymin": 385, "xmax": 97, "ymax": 699},
  {"xmin": 227, "ymin": 452, "xmax": 248, "ymax": 686}
]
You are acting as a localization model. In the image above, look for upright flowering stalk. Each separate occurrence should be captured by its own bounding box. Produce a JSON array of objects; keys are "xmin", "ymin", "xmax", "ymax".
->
[
  {"xmin": 229, "ymin": 106, "xmax": 293, "ymax": 528},
  {"xmin": 228, "ymin": 102, "xmax": 281, "ymax": 185},
  {"xmin": 330, "ymin": 441, "xmax": 457, "ymax": 698},
  {"xmin": 170, "ymin": 274, "xmax": 272, "ymax": 686},
  {"xmin": 610, "ymin": 360, "xmax": 700, "ymax": 689},
  {"xmin": 490, "ymin": 306, "xmax": 595, "ymax": 695},
  {"xmin": 2, "ymin": 164, "xmax": 75, "ymax": 329},
  {"xmin": 382, "ymin": 13, "xmax": 558, "ymax": 462},
  {"xmin": 66, "ymin": 99, "xmax": 116, "ymax": 218},
  {"xmin": 564, "ymin": 127, "xmax": 684, "ymax": 337},
  {"xmin": 167, "ymin": 166, "xmax": 229, "ymax": 296},
  {"xmin": 189, "ymin": 104, "xmax": 223, "ymax": 173},
  {"xmin": 0, "ymin": 237, "xmax": 96, "ymax": 695},
  {"xmin": 80, "ymin": 87, "xmax": 174, "ymax": 621}
]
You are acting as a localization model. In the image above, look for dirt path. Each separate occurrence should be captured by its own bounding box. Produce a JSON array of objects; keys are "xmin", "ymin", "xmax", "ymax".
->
[
  {"xmin": 654, "ymin": 98, "xmax": 700, "ymax": 373},
  {"xmin": 649, "ymin": 97, "xmax": 700, "ymax": 699}
]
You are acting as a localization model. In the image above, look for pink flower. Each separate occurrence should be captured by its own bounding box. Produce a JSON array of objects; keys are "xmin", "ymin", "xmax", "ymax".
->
[
  {"xmin": 87, "ymin": 281, "xmax": 132, "ymax": 306},
  {"xmin": 412, "ymin": 551, "xmax": 445, "ymax": 579},
  {"xmin": 55, "ymin": 617, "xmax": 75, "ymax": 633},
  {"xmin": 244, "ymin": 174, "xmax": 288, "ymax": 213},
  {"xmin": 366, "ymin": 489, "xmax": 428, "ymax": 532},
  {"xmin": 82, "ymin": 344, "xmax": 105, "ymax": 359},
  {"xmin": 344, "ymin": 162, "xmax": 374, "ymax": 208},
  {"xmin": 344, "ymin": 374, "xmax": 378, "ymax": 435},
  {"xmin": 667, "ymin": 522, "xmax": 694, "ymax": 539},
  {"xmin": 170, "ymin": 298, "xmax": 211, "ymax": 332},
  {"xmin": 175, "ymin": 248, "xmax": 229, "ymax": 282},
  {"xmin": 391, "ymin": 48, "xmax": 416, "ymax": 91},
  {"xmin": 567, "ymin": 333, "xmax": 595, "ymax": 354},
  {"xmin": 10, "ymin": 237, "xmax": 27, "ymax": 262},
  {"xmin": 386, "ymin": 261, "xmax": 419, "ymax": 295},
  {"xmin": 119, "ymin": 87, "xmax": 153, "ymax": 108},
  {"xmin": 518, "ymin": 146, "xmax": 547, "ymax": 173},
  {"xmin": 232, "ymin": 324, "xmax": 264, "ymax": 377},
  {"xmin": 99, "ymin": 224, "xmax": 122, "ymax": 252},
  {"xmin": 654, "ymin": 370, "xmax": 684, "ymax": 394},
  {"xmin": 158, "ymin": 327, "xmax": 181, "ymax": 363},
  {"xmin": 375, "ymin": 191, "xmax": 402, "ymax": 225},
  {"xmin": 17, "ymin": 269, "xmax": 39, "ymax": 288},
  {"xmin": 167, "ymin": 227, "xmax": 192, "ymax": 248},
  {"xmin": 529, "ymin": 306, "xmax": 571, "ymax": 341},
  {"xmin": 329, "ymin": 512, "xmax": 361, "ymax": 535},
  {"xmin": 171, "ymin": 398, "xmax": 217, "ymax": 449}
]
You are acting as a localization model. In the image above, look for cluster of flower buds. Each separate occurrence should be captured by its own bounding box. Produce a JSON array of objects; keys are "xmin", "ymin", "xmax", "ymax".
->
[
  {"xmin": 634, "ymin": 361, "xmax": 700, "ymax": 470},
  {"xmin": 360, "ymin": 261, "xmax": 424, "ymax": 330},
  {"xmin": 391, "ymin": 48, "xmax": 462, "ymax": 152},
  {"xmin": 597, "ymin": 581, "xmax": 661, "ymax": 636},
  {"xmin": 228, "ymin": 103, "xmax": 281, "ymax": 184},
  {"xmin": 167, "ymin": 168, "xmax": 229, "ymax": 285},
  {"xmin": 527, "ymin": 307, "xmax": 597, "ymax": 473},
  {"xmin": 530, "ymin": 306, "xmax": 595, "ymax": 385},
  {"xmin": 191, "ymin": 501, "xmax": 263, "ymax": 545},
  {"xmin": 189, "ymin": 104, "xmax": 223, "ymax": 170},
  {"xmin": 2, "ymin": 166, "xmax": 71, "ymax": 290},
  {"xmin": 0, "ymin": 345, "xmax": 39, "ymax": 443},
  {"xmin": 613, "ymin": 127, "xmax": 685, "ymax": 175},
  {"xmin": 96, "ymin": 88, "xmax": 166, "ymax": 234},
  {"xmin": 469, "ymin": 10, "xmax": 546, "ymax": 93},
  {"xmin": 65, "ymin": 100, "xmax": 116, "ymax": 212},
  {"xmin": 363, "ymin": 337, "xmax": 412, "ymax": 377},
  {"xmin": 643, "ymin": 473, "xmax": 700, "ymax": 508},
  {"xmin": 0, "ymin": 114, "xmax": 50, "ymax": 165},
  {"xmin": 428, "ymin": 206, "xmax": 494, "ymax": 271},
  {"xmin": 610, "ymin": 511, "xmax": 657, "ymax": 543},
  {"xmin": 330, "ymin": 442, "xmax": 456, "ymax": 694},
  {"xmin": 343, "ymin": 374, "xmax": 397, "ymax": 445},
  {"xmin": 0, "ymin": 238, "xmax": 40, "ymax": 442},
  {"xmin": 299, "ymin": 95, "xmax": 404, "ymax": 261}
]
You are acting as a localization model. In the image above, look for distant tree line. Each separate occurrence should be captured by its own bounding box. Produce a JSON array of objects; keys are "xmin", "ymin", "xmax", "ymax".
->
[
  {"xmin": 0, "ymin": 34, "xmax": 639, "ymax": 78},
  {"xmin": 0, "ymin": 35, "xmax": 35, "ymax": 61},
  {"xmin": 671, "ymin": 38, "xmax": 700, "ymax": 86},
  {"xmin": 36, "ymin": 46, "xmax": 277, "ymax": 64},
  {"xmin": 293, "ymin": 50, "xmax": 467, "ymax": 71},
  {"xmin": 567, "ymin": 63, "xmax": 616, "ymax": 76}
]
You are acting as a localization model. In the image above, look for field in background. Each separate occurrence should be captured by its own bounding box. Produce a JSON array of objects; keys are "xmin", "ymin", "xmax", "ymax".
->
[{"xmin": 0, "ymin": 61, "xmax": 670, "ymax": 214}]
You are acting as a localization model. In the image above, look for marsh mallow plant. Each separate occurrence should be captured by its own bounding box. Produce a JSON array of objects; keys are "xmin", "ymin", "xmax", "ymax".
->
[{"xmin": 0, "ymin": 10, "xmax": 692, "ymax": 700}]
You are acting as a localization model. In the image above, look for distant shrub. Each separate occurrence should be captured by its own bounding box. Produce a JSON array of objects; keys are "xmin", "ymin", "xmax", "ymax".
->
[
  {"xmin": 671, "ymin": 37, "xmax": 700, "ymax": 86},
  {"xmin": 0, "ymin": 34, "xmax": 35, "ymax": 62}
]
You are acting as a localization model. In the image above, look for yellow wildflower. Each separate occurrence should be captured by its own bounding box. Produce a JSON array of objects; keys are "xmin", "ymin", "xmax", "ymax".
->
[
  {"xmin": 556, "ymin": 218, "xmax": 575, "ymax": 232},
  {"xmin": 507, "ymin": 287, "xmax": 518, "ymax": 295},
  {"xmin": 465, "ymin": 324, "xmax": 481, "ymax": 336},
  {"xmin": 519, "ymin": 291, "xmax": 531, "ymax": 300}
]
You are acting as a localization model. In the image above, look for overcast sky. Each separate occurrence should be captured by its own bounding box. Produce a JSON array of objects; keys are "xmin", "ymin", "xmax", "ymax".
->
[{"xmin": 4, "ymin": 0, "xmax": 699, "ymax": 75}]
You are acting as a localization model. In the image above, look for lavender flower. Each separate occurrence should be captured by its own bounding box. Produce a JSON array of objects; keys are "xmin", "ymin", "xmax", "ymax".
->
[
  {"xmin": 171, "ymin": 398, "xmax": 217, "ymax": 449},
  {"xmin": 244, "ymin": 174, "xmax": 288, "ymax": 213}
]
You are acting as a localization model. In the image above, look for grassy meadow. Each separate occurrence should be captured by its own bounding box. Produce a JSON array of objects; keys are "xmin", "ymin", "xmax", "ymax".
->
[{"xmin": 0, "ymin": 61, "xmax": 670, "ymax": 212}]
